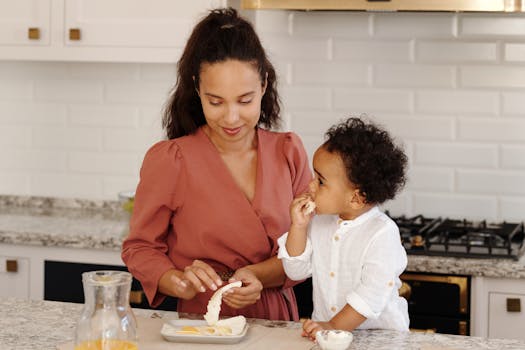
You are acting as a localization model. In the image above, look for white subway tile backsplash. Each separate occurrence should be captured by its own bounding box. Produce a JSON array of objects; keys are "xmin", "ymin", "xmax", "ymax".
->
[
  {"xmin": 35, "ymin": 80, "xmax": 103, "ymax": 103},
  {"xmin": 103, "ymin": 129, "xmax": 162, "ymax": 152},
  {"xmin": 0, "ymin": 103, "xmax": 66, "ymax": 125},
  {"xmin": 281, "ymin": 86, "xmax": 331, "ymax": 110},
  {"xmin": 406, "ymin": 167, "xmax": 454, "ymax": 192},
  {"xmin": 102, "ymin": 176, "xmax": 140, "ymax": 198},
  {"xmin": 457, "ymin": 170, "xmax": 525, "ymax": 195},
  {"xmin": 0, "ymin": 150, "xmax": 67, "ymax": 171},
  {"xmin": 416, "ymin": 41, "xmax": 497, "ymax": 62},
  {"xmin": 32, "ymin": 127, "xmax": 102, "ymax": 151},
  {"xmin": 0, "ymin": 126, "xmax": 30, "ymax": 148},
  {"xmin": 0, "ymin": 11, "xmax": 524, "ymax": 217},
  {"xmin": 374, "ymin": 13, "xmax": 456, "ymax": 38},
  {"xmin": 263, "ymin": 35, "xmax": 329, "ymax": 60},
  {"xmin": 374, "ymin": 64, "xmax": 455, "ymax": 88},
  {"xmin": 372, "ymin": 115, "xmax": 454, "ymax": 140},
  {"xmin": 333, "ymin": 40, "xmax": 411, "ymax": 62},
  {"xmin": 458, "ymin": 118, "xmax": 525, "ymax": 142},
  {"xmin": 504, "ymin": 43, "xmax": 525, "ymax": 62},
  {"xmin": 461, "ymin": 65, "xmax": 525, "ymax": 88},
  {"xmin": 68, "ymin": 152, "xmax": 137, "ymax": 176},
  {"xmin": 69, "ymin": 62, "xmax": 141, "ymax": 81},
  {"xmin": 31, "ymin": 174, "xmax": 101, "ymax": 199},
  {"xmin": 69, "ymin": 104, "xmax": 138, "ymax": 128},
  {"xmin": 139, "ymin": 63, "xmax": 178, "ymax": 82},
  {"xmin": 293, "ymin": 62, "xmax": 368, "ymax": 85},
  {"xmin": 413, "ymin": 193, "xmax": 497, "ymax": 220},
  {"xmin": 0, "ymin": 80, "xmax": 33, "ymax": 101},
  {"xmin": 460, "ymin": 15, "xmax": 525, "ymax": 36},
  {"xmin": 415, "ymin": 90, "xmax": 499, "ymax": 115},
  {"xmin": 500, "ymin": 197, "xmax": 525, "ymax": 221},
  {"xmin": 0, "ymin": 174, "xmax": 29, "ymax": 195},
  {"xmin": 501, "ymin": 145, "xmax": 525, "ymax": 169},
  {"xmin": 502, "ymin": 92, "xmax": 525, "ymax": 116},
  {"xmin": 333, "ymin": 88, "xmax": 412, "ymax": 113},
  {"xmin": 414, "ymin": 142, "xmax": 498, "ymax": 167},
  {"xmin": 293, "ymin": 12, "xmax": 370, "ymax": 38},
  {"xmin": 104, "ymin": 82, "xmax": 170, "ymax": 105}
]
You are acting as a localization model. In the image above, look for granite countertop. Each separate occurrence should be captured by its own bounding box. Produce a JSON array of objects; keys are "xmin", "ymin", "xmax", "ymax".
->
[
  {"xmin": 2, "ymin": 297, "xmax": 525, "ymax": 350},
  {"xmin": 1, "ymin": 195, "xmax": 525, "ymax": 279}
]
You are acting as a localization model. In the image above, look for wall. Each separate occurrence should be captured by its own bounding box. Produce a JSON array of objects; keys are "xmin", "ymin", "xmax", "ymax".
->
[{"xmin": 1, "ymin": 10, "xmax": 525, "ymax": 221}]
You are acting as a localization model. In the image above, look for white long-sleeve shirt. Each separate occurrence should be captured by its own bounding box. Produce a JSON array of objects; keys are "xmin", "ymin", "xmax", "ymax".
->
[{"xmin": 277, "ymin": 206, "xmax": 409, "ymax": 331}]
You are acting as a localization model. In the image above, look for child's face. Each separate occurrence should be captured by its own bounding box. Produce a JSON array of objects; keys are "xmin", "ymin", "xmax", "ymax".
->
[{"xmin": 308, "ymin": 146, "xmax": 365, "ymax": 220}]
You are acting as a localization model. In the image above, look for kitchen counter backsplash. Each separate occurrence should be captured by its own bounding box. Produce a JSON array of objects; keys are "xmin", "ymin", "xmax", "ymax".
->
[{"xmin": 1, "ymin": 195, "xmax": 525, "ymax": 278}]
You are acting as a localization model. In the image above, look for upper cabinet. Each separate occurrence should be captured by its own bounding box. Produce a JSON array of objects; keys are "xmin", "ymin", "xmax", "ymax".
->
[{"xmin": 0, "ymin": 0, "xmax": 226, "ymax": 63}]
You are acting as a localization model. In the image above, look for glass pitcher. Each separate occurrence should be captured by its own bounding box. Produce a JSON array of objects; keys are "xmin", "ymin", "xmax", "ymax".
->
[{"xmin": 74, "ymin": 271, "xmax": 138, "ymax": 350}]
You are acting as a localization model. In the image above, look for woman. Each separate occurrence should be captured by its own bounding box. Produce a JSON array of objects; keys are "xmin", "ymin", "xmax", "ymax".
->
[{"xmin": 121, "ymin": 8, "xmax": 312, "ymax": 321}]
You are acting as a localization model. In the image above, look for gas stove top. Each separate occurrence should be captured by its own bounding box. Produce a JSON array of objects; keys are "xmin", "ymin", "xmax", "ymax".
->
[{"xmin": 387, "ymin": 213, "xmax": 525, "ymax": 260}]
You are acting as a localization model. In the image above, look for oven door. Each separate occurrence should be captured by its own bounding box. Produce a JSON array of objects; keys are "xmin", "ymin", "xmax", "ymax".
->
[
  {"xmin": 44, "ymin": 260, "xmax": 178, "ymax": 311},
  {"xmin": 401, "ymin": 272, "xmax": 470, "ymax": 335}
]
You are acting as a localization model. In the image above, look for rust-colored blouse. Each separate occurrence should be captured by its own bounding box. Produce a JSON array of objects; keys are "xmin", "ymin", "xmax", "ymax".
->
[{"xmin": 121, "ymin": 127, "xmax": 312, "ymax": 320}]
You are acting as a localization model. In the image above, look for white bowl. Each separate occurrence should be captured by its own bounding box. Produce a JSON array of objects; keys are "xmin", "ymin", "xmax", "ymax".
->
[{"xmin": 315, "ymin": 330, "xmax": 353, "ymax": 350}]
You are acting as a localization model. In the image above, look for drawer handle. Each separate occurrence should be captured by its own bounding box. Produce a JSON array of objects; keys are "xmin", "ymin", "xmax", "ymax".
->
[
  {"xmin": 507, "ymin": 298, "xmax": 521, "ymax": 312},
  {"xmin": 28, "ymin": 27, "xmax": 40, "ymax": 40},
  {"xmin": 69, "ymin": 28, "xmax": 81, "ymax": 41},
  {"xmin": 6, "ymin": 259, "xmax": 18, "ymax": 273},
  {"xmin": 129, "ymin": 290, "xmax": 144, "ymax": 304}
]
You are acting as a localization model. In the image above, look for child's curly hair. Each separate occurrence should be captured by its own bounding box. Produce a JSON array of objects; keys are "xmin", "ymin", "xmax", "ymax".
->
[{"xmin": 324, "ymin": 117, "xmax": 408, "ymax": 204}]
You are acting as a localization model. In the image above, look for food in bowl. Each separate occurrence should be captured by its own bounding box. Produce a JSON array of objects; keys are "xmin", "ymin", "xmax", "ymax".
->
[{"xmin": 315, "ymin": 330, "xmax": 353, "ymax": 350}]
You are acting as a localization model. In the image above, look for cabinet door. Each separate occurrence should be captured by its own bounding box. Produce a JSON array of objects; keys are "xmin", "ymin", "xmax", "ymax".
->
[
  {"xmin": 64, "ymin": 0, "xmax": 226, "ymax": 48},
  {"xmin": 488, "ymin": 292, "xmax": 525, "ymax": 341},
  {"xmin": 0, "ymin": 256, "xmax": 30, "ymax": 298},
  {"xmin": 0, "ymin": 0, "xmax": 50, "ymax": 46}
]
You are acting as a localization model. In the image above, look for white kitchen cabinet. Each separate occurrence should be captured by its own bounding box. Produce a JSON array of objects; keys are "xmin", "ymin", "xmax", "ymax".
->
[
  {"xmin": 0, "ymin": 255, "xmax": 30, "ymax": 299},
  {"xmin": 0, "ymin": 0, "xmax": 226, "ymax": 63},
  {"xmin": 0, "ymin": 243, "xmax": 123, "ymax": 300},
  {"xmin": 471, "ymin": 276, "xmax": 525, "ymax": 341}
]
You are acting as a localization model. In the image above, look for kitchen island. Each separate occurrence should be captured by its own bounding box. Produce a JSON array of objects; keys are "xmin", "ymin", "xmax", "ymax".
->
[{"xmin": 2, "ymin": 297, "xmax": 525, "ymax": 350}]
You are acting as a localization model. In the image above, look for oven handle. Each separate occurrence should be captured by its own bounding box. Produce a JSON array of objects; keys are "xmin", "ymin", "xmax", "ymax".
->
[{"xmin": 401, "ymin": 273, "xmax": 469, "ymax": 314}]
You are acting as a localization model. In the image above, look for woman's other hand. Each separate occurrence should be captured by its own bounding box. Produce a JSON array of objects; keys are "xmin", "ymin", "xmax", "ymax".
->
[
  {"xmin": 301, "ymin": 319, "xmax": 333, "ymax": 341},
  {"xmin": 222, "ymin": 267, "xmax": 263, "ymax": 309},
  {"xmin": 182, "ymin": 259, "xmax": 224, "ymax": 293}
]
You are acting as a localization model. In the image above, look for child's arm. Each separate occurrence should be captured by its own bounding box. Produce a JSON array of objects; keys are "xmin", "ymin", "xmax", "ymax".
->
[
  {"xmin": 285, "ymin": 193, "xmax": 314, "ymax": 256},
  {"xmin": 302, "ymin": 305, "xmax": 366, "ymax": 340}
]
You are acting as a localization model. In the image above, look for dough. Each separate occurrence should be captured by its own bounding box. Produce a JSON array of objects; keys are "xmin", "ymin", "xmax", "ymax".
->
[{"xmin": 203, "ymin": 280, "xmax": 242, "ymax": 326}]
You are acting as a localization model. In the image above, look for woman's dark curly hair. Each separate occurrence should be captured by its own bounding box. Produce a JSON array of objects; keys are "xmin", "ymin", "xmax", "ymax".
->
[
  {"xmin": 162, "ymin": 7, "xmax": 281, "ymax": 139},
  {"xmin": 324, "ymin": 117, "xmax": 408, "ymax": 204}
]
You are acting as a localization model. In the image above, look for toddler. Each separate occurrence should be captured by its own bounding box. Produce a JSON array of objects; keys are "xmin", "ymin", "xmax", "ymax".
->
[{"xmin": 277, "ymin": 117, "xmax": 409, "ymax": 340}]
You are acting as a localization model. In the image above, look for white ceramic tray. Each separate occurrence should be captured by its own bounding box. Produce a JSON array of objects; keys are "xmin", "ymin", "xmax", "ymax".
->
[{"xmin": 160, "ymin": 319, "xmax": 248, "ymax": 344}]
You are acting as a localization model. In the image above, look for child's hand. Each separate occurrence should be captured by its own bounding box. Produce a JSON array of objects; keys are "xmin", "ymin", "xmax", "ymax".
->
[
  {"xmin": 290, "ymin": 193, "xmax": 315, "ymax": 228},
  {"xmin": 301, "ymin": 319, "xmax": 333, "ymax": 341}
]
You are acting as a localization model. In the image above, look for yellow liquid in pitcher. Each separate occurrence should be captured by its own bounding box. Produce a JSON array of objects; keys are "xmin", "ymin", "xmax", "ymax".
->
[{"xmin": 74, "ymin": 339, "xmax": 138, "ymax": 350}]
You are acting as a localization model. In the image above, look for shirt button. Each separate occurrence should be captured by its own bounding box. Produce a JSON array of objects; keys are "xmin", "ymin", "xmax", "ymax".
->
[
  {"xmin": 330, "ymin": 272, "xmax": 335, "ymax": 277},
  {"xmin": 331, "ymin": 306, "xmax": 337, "ymax": 312},
  {"xmin": 334, "ymin": 235, "xmax": 340, "ymax": 241}
]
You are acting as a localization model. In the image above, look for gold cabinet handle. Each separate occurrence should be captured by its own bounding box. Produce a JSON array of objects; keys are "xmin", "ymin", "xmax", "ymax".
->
[
  {"xmin": 69, "ymin": 28, "xmax": 81, "ymax": 41},
  {"xmin": 28, "ymin": 27, "xmax": 40, "ymax": 40},
  {"xmin": 129, "ymin": 290, "xmax": 144, "ymax": 304},
  {"xmin": 6, "ymin": 259, "xmax": 18, "ymax": 273},
  {"xmin": 507, "ymin": 298, "xmax": 521, "ymax": 312}
]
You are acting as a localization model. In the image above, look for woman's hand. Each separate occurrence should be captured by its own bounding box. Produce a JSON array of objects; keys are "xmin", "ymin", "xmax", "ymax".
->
[
  {"xmin": 301, "ymin": 319, "xmax": 333, "ymax": 341},
  {"xmin": 158, "ymin": 269, "xmax": 199, "ymax": 300},
  {"xmin": 290, "ymin": 193, "xmax": 314, "ymax": 228},
  {"xmin": 222, "ymin": 267, "xmax": 263, "ymax": 309},
  {"xmin": 182, "ymin": 259, "xmax": 224, "ymax": 293}
]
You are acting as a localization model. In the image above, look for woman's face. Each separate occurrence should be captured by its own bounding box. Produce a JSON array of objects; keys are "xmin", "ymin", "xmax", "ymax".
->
[{"xmin": 197, "ymin": 59, "xmax": 266, "ymax": 144}]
